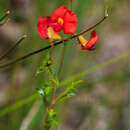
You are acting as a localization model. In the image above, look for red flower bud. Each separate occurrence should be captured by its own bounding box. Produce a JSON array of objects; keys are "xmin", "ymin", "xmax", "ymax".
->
[{"xmin": 78, "ymin": 30, "xmax": 98, "ymax": 51}]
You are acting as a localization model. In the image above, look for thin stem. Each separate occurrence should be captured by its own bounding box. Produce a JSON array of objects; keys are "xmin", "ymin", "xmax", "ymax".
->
[
  {"xmin": 0, "ymin": 10, "xmax": 10, "ymax": 22},
  {"xmin": 44, "ymin": 40, "xmax": 69, "ymax": 130},
  {"xmin": 55, "ymin": 91, "xmax": 67, "ymax": 104},
  {"xmin": 49, "ymin": 82, "xmax": 57, "ymax": 109},
  {"xmin": 0, "ymin": 16, "xmax": 107, "ymax": 69},
  {"xmin": 57, "ymin": 43, "xmax": 67, "ymax": 79},
  {"xmin": 70, "ymin": 0, "xmax": 72, "ymax": 10},
  {"xmin": 75, "ymin": 16, "xmax": 107, "ymax": 37},
  {"xmin": 0, "ymin": 35, "xmax": 26, "ymax": 61}
]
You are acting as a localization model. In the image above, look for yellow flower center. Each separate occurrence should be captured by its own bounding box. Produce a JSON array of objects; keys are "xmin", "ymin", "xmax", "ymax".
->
[
  {"xmin": 58, "ymin": 17, "xmax": 64, "ymax": 25},
  {"xmin": 78, "ymin": 35, "xmax": 88, "ymax": 46},
  {"xmin": 48, "ymin": 27, "xmax": 61, "ymax": 41}
]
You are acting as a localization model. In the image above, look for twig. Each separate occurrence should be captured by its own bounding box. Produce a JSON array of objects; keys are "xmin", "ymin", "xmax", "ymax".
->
[
  {"xmin": 49, "ymin": 82, "xmax": 57, "ymax": 109},
  {"xmin": 0, "ymin": 10, "xmax": 10, "ymax": 22},
  {"xmin": 0, "ymin": 15, "xmax": 107, "ymax": 69},
  {"xmin": 55, "ymin": 91, "xmax": 67, "ymax": 104},
  {"xmin": 57, "ymin": 42, "xmax": 67, "ymax": 78},
  {"xmin": 0, "ymin": 35, "xmax": 26, "ymax": 61}
]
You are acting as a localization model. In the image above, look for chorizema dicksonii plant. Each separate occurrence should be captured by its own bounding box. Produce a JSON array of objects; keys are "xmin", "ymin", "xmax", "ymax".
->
[
  {"xmin": 0, "ymin": 0, "xmax": 108, "ymax": 130},
  {"xmin": 35, "ymin": 2, "xmax": 108, "ymax": 130}
]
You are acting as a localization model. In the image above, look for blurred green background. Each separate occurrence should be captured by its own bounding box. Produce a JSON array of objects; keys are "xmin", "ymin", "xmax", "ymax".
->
[{"xmin": 0, "ymin": 0, "xmax": 130, "ymax": 130}]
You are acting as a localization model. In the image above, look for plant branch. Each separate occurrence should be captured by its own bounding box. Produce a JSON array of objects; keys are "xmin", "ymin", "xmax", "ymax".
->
[
  {"xmin": 49, "ymin": 81, "xmax": 57, "ymax": 109},
  {"xmin": 0, "ymin": 15, "xmax": 107, "ymax": 69},
  {"xmin": 55, "ymin": 91, "xmax": 67, "ymax": 104},
  {"xmin": 0, "ymin": 10, "xmax": 10, "ymax": 22},
  {"xmin": 57, "ymin": 42, "xmax": 67, "ymax": 79},
  {"xmin": 1, "ymin": 50, "xmax": 130, "ymax": 118},
  {"xmin": 0, "ymin": 35, "xmax": 26, "ymax": 61}
]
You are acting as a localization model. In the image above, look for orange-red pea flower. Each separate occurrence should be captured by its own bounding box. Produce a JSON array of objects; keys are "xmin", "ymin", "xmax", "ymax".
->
[
  {"xmin": 78, "ymin": 30, "xmax": 98, "ymax": 51},
  {"xmin": 37, "ymin": 16, "xmax": 61, "ymax": 41},
  {"xmin": 37, "ymin": 5, "xmax": 77, "ymax": 41},
  {"xmin": 51, "ymin": 5, "xmax": 77, "ymax": 34}
]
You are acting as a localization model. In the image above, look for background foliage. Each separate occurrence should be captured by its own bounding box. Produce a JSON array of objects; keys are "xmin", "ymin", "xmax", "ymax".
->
[{"xmin": 0, "ymin": 0, "xmax": 130, "ymax": 130}]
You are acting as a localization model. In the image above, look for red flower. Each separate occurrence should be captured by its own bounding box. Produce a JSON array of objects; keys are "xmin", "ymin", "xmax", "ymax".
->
[
  {"xmin": 78, "ymin": 30, "xmax": 98, "ymax": 51},
  {"xmin": 37, "ymin": 5, "xmax": 77, "ymax": 40},
  {"xmin": 51, "ymin": 5, "xmax": 77, "ymax": 34},
  {"xmin": 37, "ymin": 17, "xmax": 61, "ymax": 41}
]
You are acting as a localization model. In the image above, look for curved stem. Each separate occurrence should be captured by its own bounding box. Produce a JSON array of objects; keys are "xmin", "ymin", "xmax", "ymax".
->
[{"xmin": 0, "ymin": 16, "xmax": 107, "ymax": 69}]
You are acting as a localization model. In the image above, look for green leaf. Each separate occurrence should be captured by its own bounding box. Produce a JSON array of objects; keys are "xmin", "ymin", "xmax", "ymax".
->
[
  {"xmin": 42, "ymin": 82, "xmax": 53, "ymax": 96},
  {"xmin": 36, "ymin": 66, "xmax": 45, "ymax": 75},
  {"xmin": 66, "ymin": 80, "xmax": 82, "ymax": 93},
  {"xmin": 37, "ymin": 81, "xmax": 53, "ymax": 97},
  {"xmin": 60, "ymin": 92, "xmax": 76, "ymax": 102},
  {"xmin": 46, "ymin": 109, "xmax": 60, "ymax": 130},
  {"xmin": 66, "ymin": 92, "xmax": 76, "ymax": 97},
  {"xmin": 57, "ymin": 80, "xmax": 82, "ymax": 103},
  {"xmin": 37, "ymin": 88, "xmax": 45, "ymax": 97},
  {"xmin": 36, "ymin": 53, "xmax": 54, "ymax": 75}
]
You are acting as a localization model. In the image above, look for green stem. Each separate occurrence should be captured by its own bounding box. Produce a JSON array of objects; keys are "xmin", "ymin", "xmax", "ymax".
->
[
  {"xmin": 1, "ymin": 50, "xmax": 130, "ymax": 118},
  {"xmin": 0, "ymin": 93, "xmax": 39, "ymax": 117}
]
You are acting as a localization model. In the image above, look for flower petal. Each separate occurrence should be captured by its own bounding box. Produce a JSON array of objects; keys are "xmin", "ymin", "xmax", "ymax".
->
[
  {"xmin": 37, "ymin": 17, "xmax": 50, "ymax": 38},
  {"xmin": 63, "ymin": 10, "xmax": 77, "ymax": 34},
  {"xmin": 49, "ymin": 22, "xmax": 63, "ymax": 32},
  {"xmin": 87, "ymin": 45, "xmax": 96, "ymax": 51},
  {"xmin": 51, "ymin": 5, "xmax": 68, "ymax": 22},
  {"xmin": 84, "ymin": 30, "xmax": 98, "ymax": 49}
]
